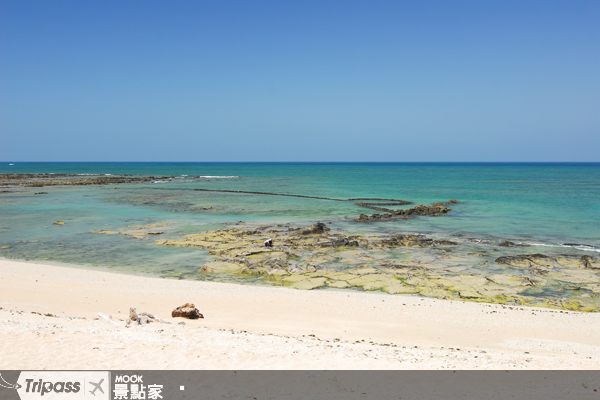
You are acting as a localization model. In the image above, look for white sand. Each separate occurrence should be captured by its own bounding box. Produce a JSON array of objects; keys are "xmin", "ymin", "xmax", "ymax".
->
[{"xmin": 1, "ymin": 258, "xmax": 599, "ymax": 369}]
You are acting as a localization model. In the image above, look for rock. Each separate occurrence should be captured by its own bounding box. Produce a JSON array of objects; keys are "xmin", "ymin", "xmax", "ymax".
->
[
  {"xmin": 445, "ymin": 200, "xmax": 461, "ymax": 205},
  {"xmin": 327, "ymin": 280, "xmax": 351, "ymax": 289},
  {"xmin": 286, "ymin": 263, "xmax": 319, "ymax": 274},
  {"xmin": 200, "ymin": 261, "xmax": 246, "ymax": 273},
  {"xmin": 291, "ymin": 277, "xmax": 327, "ymax": 290},
  {"xmin": 1, "ymin": 246, "xmax": 10, "ymax": 249},
  {"xmin": 298, "ymin": 222, "xmax": 330, "ymax": 235},
  {"xmin": 347, "ymin": 273, "xmax": 397, "ymax": 291},
  {"xmin": 458, "ymin": 289, "xmax": 483, "ymax": 299},
  {"xmin": 582, "ymin": 255, "xmax": 600, "ymax": 269},
  {"xmin": 171, "ymin": 303, "xmax": 204, "ymax": 319},
  {"xmin": 383, "ymin": 283, "xmax": 419, "ymax": 295},
  {"xmin": 122, "ymin": 231, "xmax": 164, "ymax": 236},
  {"xmin": 376, "ymin": 234, "xmax": 456, "ymax": 248},
  {"xmin": 496, "ymin": 254, "xmax": 595, "ymax": 270},
  {"xmin": 495, "ymin": 254, "xmax": 547, "ymax": 268},
  {"xmin": 346, "ymin": 265, "xmax": 381, "ymax": 275},
  {"xmin": 53, "ymin": 221, "xmax": 65, "ymax": 225},
  {"xmin": 305, "ymin": 253, "xmax": 339, "ymax": 264},
  {"xmin": 498, "ymin": 241, "xmax": 516, "ymax": 247},
  {"xmin": 357, "ymin": 214, "xmax": 370, "ymax": 222}
]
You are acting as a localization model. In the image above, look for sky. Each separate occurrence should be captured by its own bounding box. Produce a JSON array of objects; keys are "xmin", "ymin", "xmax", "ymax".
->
[{"xmin": 1, "ymin": 0, "xmax": 599, "ymax": 162}]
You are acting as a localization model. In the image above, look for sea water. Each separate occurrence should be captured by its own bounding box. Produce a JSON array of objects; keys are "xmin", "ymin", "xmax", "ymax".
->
[{"xmin": 1, "ymin": 162, "xmax": 599, "ymax": 280}]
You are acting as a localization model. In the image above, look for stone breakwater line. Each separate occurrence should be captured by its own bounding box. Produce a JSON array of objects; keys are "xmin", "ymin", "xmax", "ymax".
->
[{"xmin": 192, "ymin": 188, "xmax": 456, "ymax": 221}]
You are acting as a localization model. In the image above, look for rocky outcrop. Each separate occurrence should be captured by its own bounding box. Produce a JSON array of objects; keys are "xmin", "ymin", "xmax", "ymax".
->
[
  {"xmin": 374, "ymin": 234, "xmax": 457, "ymax": 248},
  {"xmin": 0, "ymin": 173, "xmax": 176, "ymax": 187},
  {"xmin": 171, "ymin": 303, "xmax": 204, "ymax": 319},
  {"xmin": 356, "ymin": 204, "xmax": 451, "ymax": 222},
  {"xmin": 496, "ymin": 254, "xmax": 600, "ymax": 271},
  {"xmin": 297, "ymin": 222, "xmax": 330, "ymax": 235}
]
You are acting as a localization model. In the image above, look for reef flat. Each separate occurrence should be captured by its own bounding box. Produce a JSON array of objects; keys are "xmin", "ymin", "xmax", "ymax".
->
[
  {"xmin": 91, "ymin": 221, "xmax": 600, "ymax": 312},
  {"xmin": 0, "ymin": 173, "xmax": 178, "ymax": 187}
]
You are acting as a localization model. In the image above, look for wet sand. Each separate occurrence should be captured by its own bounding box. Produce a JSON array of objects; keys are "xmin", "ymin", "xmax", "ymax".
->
[{"xmin": 1, "ymin": 258, "xmax": 599, "ymax": 369}]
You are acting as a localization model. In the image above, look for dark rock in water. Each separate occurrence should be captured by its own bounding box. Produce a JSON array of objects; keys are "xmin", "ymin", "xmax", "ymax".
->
[
  {"xmin": 298, "ymin": 222, "xmax": 330, "ymax": 235},
  {"xmin": 34, "ymin": 192, "xmax": 48, "ymax": 195},
  {"xmin": 445, "ymin": 200, "xmax": 461, "ymax": 205},
  {"xmin": 172, "ymin": 303, "xmax": 204, "ymax": 319},
  {"xmin": 499, "ymin": 241, "xmax": 516, "ymax": 247},
  {"xmin": 563, "ymin": 243, "xmax": 593, "ymax": 248}
]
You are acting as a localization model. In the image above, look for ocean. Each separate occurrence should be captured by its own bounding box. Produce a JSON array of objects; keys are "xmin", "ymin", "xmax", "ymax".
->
[{"xmin": 1, "ymin": 162, "xmax": 599, "ymax": 286}]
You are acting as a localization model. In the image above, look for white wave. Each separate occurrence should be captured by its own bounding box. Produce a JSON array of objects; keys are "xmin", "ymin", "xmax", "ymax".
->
[
  {"xmin": 153, "ymin": 180, "xmax": 170, "ymax": 184},
  {"xmin": 527, "ymin": 242, "xmax": 600, "ymax": 253},
  {"xmin": 181, "ymin": 175, "xmax": 188, "ymax": 177},
  {"xmin": 104, "ymin": 174, "xmax": 112, "ymax": 176},
  {"xmin": 200, "ymin": 175, "xmax": 238, "ymax": 179},
  {"xmin": 8, "ymin": 163, "xmax": 14, "ymax": 165}
]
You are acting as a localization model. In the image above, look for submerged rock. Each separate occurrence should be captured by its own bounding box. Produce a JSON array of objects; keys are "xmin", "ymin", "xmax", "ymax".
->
[{"xmin": 297, "ymin": 222, "xmax": 330, "ymax": 235}]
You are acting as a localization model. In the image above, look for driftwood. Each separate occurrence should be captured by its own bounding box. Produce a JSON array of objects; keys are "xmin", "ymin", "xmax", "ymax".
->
[{"xmin": 126, "ymin": 307, "xmax": 170, "ymax": 325}]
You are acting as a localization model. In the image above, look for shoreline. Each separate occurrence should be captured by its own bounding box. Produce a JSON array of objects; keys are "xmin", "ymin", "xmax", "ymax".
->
[{"xmin": 1, "ymin": 258, "xmax": 599, "ymax": 369}]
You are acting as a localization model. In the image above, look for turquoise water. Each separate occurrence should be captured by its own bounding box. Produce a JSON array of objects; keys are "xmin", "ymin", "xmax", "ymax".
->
[{"xmin": 1, "ymin": 162, "xmax": 599, "ymax": 277}]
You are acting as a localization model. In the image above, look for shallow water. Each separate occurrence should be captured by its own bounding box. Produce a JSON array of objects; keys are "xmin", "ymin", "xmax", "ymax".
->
[{"xmin": 1, "ymin": 162, "xmax": 599, "ymax": 279}]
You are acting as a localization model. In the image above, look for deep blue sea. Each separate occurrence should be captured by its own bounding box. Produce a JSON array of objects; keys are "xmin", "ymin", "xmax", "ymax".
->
[{"xmin": 1, "ymin": 162, "xmax": 599, "ymax": 278}]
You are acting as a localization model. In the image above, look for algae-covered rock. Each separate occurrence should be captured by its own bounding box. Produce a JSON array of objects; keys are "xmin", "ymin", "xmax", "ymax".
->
[
  {"xmin": 200, "ymin": 261, "xmax": 246, "ymax": 273},
  {"xmin": 327, "ymin": 280, "xmax": 352, "ymax": 289},
  {"xmin": 547, "ymin": 269, "xmax": 599, "ymax": 284},
  {"xmin": 346, "ymin": 265, "xmax": 381, "ymax": 276},
  {"xmin": 418, "ymin": 287, "xmax": 454, "ymax": 299},
  {"xmin": 282, "ymin": 274, "xmax": 310, "ymax": 286},
  {"xmin": 281, "ymin": 274, "xmax": 327, "ymax": 290},
  {"xmin": 458, "ymin": 289, "xmax": 483, "ymax": 299},
  {"xmin": 346, "ymin": 273, "xmax": 398, "ymax": 291},
  {"xmin": 53, "ymin": 221, "xmax": 65, "ymax": 225},
  {"xmin": 91, "ymin": 230, "xmax": 120, "ymax": 234},
  {"xmin": 1, "ymin": 245, "xmax": 10, "ymax": 249},
  {"xmin": 582, "ymin": 255, "xmax": 600, "ymax": 270},
  {"xmin": 122, "ymin": 231, "xmax": 163, "ymax": 236},
  {"xmin": 128, "ymin": 222, "xmax": 171, "ymax": 229},
  {"xmin": 292, "ymin": 277, "xmax": 327, "ymax": 290},
  {"xmin": 383, "ymin": 283, "xmax": 419, "ymax": 295},
  {"xmin": 305, "ymin": 253, "xmax": 340, "ymax": 264}
]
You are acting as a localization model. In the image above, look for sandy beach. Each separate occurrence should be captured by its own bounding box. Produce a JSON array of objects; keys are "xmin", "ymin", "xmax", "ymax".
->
[{"xmin": 1, "ymin": 258, "xmax": 599, "ymax": 370}]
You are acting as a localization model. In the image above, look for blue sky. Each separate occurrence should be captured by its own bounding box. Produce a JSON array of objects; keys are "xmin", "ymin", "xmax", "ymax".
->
[{"xmin": 1, "ymin": 1, "xmax": 598, "ymax": 162}]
